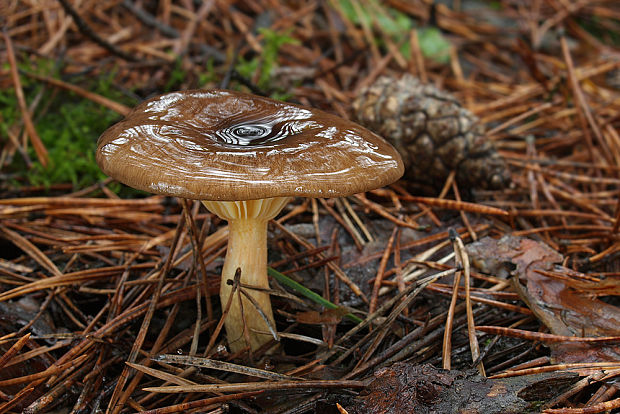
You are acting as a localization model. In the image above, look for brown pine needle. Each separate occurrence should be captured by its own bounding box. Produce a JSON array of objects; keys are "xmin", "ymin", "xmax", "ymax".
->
[
  {"xmin": 442, "ymin": 265, "xmax": 461, "ymax": 369},
  {"xmin": 451, "ymin": 230, "xmax": 484, "ymax": 376},
  {"xmin": 23, "ymin": 72, "xmax": 132, "ymax": 116},
  {"xmin": 2, "ymin": 31, "xmax": 49, "ymax": 167},
  {"xmin": 3, "ymin": 3, "xmax": 620, "ymax": 412},
  {"xmin": 399, "ymin": 195, "xmax": 509, "ymax": 216},
  {"xmin": 477, "ymin": 326, "xmax": 620, "ymax": 343},
  {"xmin": 369, "ymin": 226, "xmax": 397, "ymax": 314},
  {"xmin": 143, "ymin": 379, "xmax": 366, "ymax": 394},
  {"xmin": 489, "ymin": 363, "xmax": 620, "ymax": 379},
  {"xmin": 0, "ymin": 225, "xmax": 62, "ymax": 276},
  {"xmin": 125, "ymin": 362, "xmax": 196, "ymax": 386},
  {"xmin": 543, "ymin": 397, "xmax": 620, "ymax": 414},
  {"xmin": 0, "ymin": 333, "xmax": 31, "ymax": 370},
  {"xmin": 152, "ymin": 354, "xmax": 299, "ymax": 380},
  {"xmin": 137, "ymin": 391, "xmax": 265, "ymax": 414},
  {"xmin": 0, "ymin": 385, "xmax": 36, "ymax": 414}
]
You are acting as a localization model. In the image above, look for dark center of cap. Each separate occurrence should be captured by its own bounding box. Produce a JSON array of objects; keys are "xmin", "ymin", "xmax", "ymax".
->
[{"xmin": 215, "ymin": 123, "xmax": 274, "ymax": 146}]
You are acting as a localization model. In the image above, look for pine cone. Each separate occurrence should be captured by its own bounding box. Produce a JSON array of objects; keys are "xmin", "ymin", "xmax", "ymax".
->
[{"xmin": 353, "ymin": 75, "xmax": 510, "ymax": 193}]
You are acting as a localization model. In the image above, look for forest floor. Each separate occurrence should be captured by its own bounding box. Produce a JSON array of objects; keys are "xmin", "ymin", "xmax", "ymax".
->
[{"xmin": 1, "ymin": 1, "xmax": 620, "ymax": 413}]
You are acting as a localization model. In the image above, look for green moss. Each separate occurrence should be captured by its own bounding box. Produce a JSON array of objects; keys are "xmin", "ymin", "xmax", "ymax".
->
[
  {"xmin": 198, "ymin": 58, "xmax": 218, "ymax": 87},
  {"xmin": 164, "ymin": 58, "xmax": 188, "ymax": 92},
  {"xmin": 333, "ymin": 0, "xmax": 451, "ymax": 64},
  {"xmin": 235, "ymin": 28, "xmax": 299, "ymax": 91},
  {"xmin": 1, "ymin": 59, "xmax": 138, "ymax": 191},
  {"xmin": 416, "ymin": 27, "xmax": 452, "ymax": 64}
]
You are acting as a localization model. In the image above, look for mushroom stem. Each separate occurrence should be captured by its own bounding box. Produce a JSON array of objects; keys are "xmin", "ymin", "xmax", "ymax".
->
[
  {"xmin": 221, "ymin": 218, "xmax": 273, "ymax": 352},
  {"xmin": 202, "ymin": 197, "xmax": 290, "ymax": 353}
]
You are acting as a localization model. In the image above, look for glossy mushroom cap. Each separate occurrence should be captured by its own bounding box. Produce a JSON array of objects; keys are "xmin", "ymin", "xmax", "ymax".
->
[{"xmin": 97, "ymin": 89, "xmax": 404, "ymax": 201}]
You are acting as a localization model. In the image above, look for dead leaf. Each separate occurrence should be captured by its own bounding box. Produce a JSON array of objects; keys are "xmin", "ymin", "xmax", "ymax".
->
[
  {"xmin": 295, "ymin": 308, "xmax": 346, "ymax": 325},
  {"xmin": 467, "ymin": 235, "xmax": 620, "ymax": 362}
]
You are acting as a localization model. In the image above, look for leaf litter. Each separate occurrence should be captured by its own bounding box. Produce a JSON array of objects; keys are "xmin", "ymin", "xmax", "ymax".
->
[{"xmin": 1, "ymin": 1, "xmax": 620, "ymax": 413}]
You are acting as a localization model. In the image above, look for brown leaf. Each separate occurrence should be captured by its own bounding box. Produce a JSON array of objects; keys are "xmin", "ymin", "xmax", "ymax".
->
[
  {"xmin": 467, "ymin": 236, "xmax": 620, "ymax": 363},
  {"xmin": 295, "ymin": 308, "xmax": 346, "ymax": 325}
]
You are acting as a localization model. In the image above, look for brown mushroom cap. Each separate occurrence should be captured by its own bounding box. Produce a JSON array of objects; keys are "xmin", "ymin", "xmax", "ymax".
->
[{"xmin": 97, "ymin": 89, "xmax": 404, "ymax": 201}]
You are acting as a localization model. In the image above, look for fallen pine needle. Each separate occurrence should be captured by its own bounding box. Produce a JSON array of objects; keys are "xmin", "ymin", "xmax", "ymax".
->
[
  {"xmin": 143, "ymin": 379, "xmax": 366, "ymax": 393},
  {"xmin": 476, "ymin": 326, "xmax": 620, "ymax": 343}
]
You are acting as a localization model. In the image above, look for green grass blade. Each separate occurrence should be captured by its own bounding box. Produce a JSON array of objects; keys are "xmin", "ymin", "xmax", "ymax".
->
[{"xmin": 267, "ymin": 267, "xmax": 363, "ymax": 324}]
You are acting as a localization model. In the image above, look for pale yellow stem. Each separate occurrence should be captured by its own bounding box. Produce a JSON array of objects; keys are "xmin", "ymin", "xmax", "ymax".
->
[
  {"xmin": 202, "ymin": 198, "xmax": 289, "ymax": 353},
  {"xmin": 221, "ymin": 218, "xmax": 272, "ymax": 352}
]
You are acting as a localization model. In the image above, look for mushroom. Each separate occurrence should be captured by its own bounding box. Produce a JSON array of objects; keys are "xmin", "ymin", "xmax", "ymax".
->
[{"xmin": 96, "ymin": 89, "xmax": 404, "ymax": 353}]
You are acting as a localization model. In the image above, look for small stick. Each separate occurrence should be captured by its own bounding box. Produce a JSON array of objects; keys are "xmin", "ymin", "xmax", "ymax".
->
[
  {"xmin": 239, "ymin": 286, "xmax": 279, "ymax": 342},
  {"xmin": 378, "ymin": 242, "xmax": 454, "ymax": 296},
  {"xmin": 352, "ymin": 194, "xmax": 421, "ymax": 230},
  {"xmin": 394, "ymin": 228, "xmax": 406, "ymax": 311},
  {"xmin": 490, "ymin": 364, "xmax": 620, "ymax": 379},
  {"xmin": 425, "ymin": 285, "xmax": 531, "ymax": 315},
  {"xmin": 585, "ymin": 382, "xmax": 620, "ymax": 406},
  {"xmin": 121, "ymin": 0, "xmax": 179, "ymax": 38},
  {"xmin": 0, "ymin": 353, "xmax": 88, "ymax": 387},
  {"xmin": 332, "ymin": 269, "xmax": 456, "ymax": 369},
  {"xmin": 269, "ymin": 245, "xmax": 331, "ymax": 268},
  {"xmin": 25, "ymin": 358, "xmax": 95, "ymax": 413},
  {"xmin": 126, "ymin": 362, "xmax": 195, "ymax": 386},
  {"xmin": 0, "ymin": 225, "xmax": 62, "ymax": 277},
  {"xmin": 487, "ymin": 102, "xmax": 553, "ymax": 136},
  {"xmin": 181, "ymin": 200, "xmax": 213, "ymax": 346},
  {"xmin": 611, "ymin": 196, "xmax": 620, "ymax": 234},
  {"xmin": 543, "ymin": 371, "xmax": 619, "ymax": 413},
  {"xmin": 279, "ymin": 256, "xmax": 339, "ymax": 276}
]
